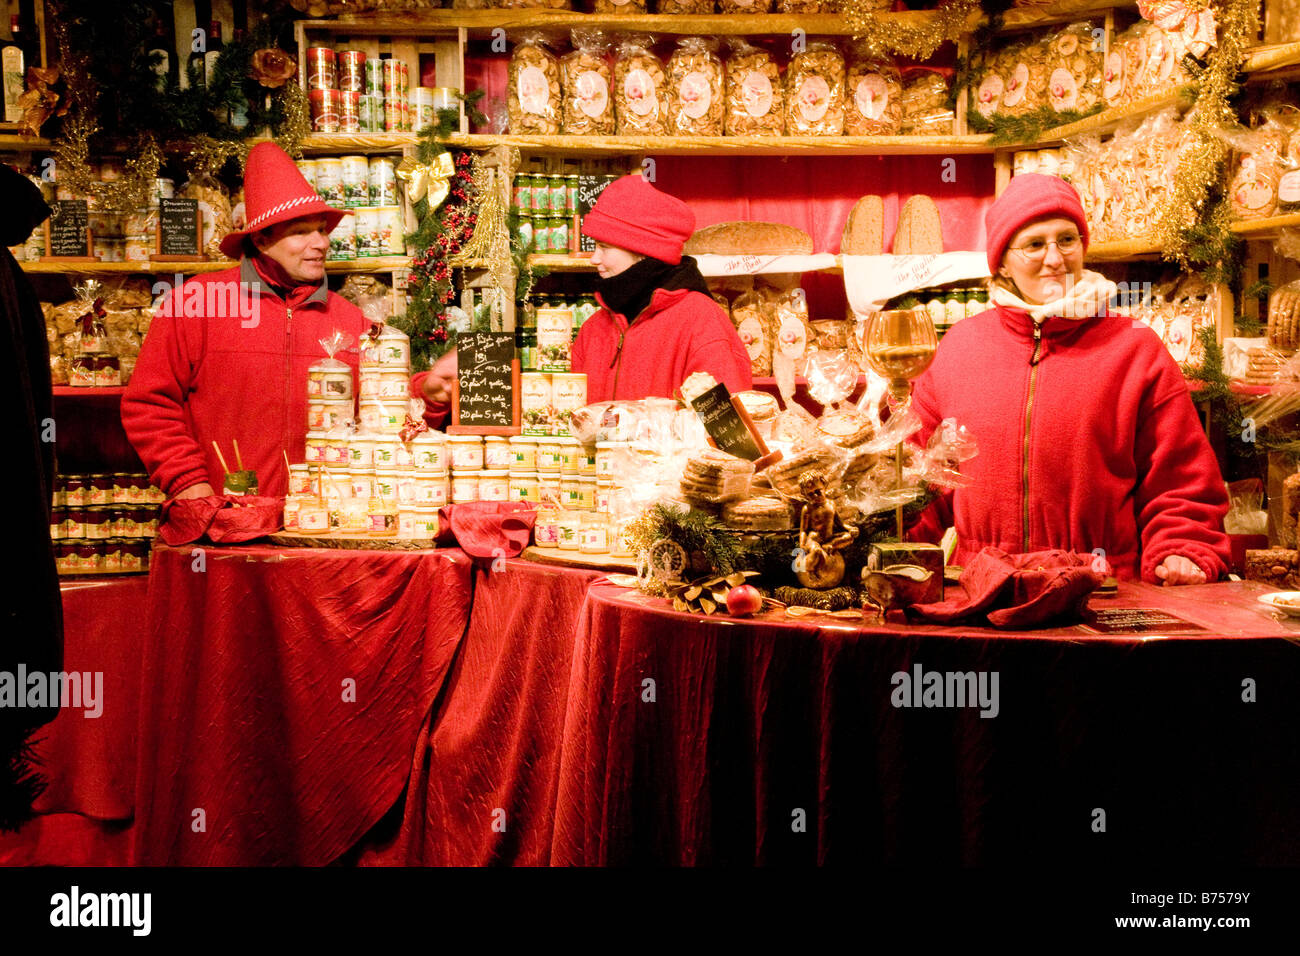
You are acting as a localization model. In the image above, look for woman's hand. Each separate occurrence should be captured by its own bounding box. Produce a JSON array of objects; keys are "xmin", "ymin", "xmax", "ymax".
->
[
  {"xmin": 419, "ymin": 349, "xmax": 458, "ymax": 405},
  {"xmin": 1155, "ymin": 555, "xmax": 1208, "ymax": 586}
]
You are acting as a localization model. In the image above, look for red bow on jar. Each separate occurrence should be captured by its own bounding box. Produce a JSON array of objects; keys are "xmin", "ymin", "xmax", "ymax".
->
[{"xmin": 399, "ymin": 414, "xmax": 428, "ymax": 444}]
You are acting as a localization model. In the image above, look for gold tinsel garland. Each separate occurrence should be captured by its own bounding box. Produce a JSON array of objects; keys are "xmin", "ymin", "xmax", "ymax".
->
[
  {"xmin": 450, "ymin": 154, "xmax": 513, "ymax": 294},
  {"xmin": 836, "ymin": 0, "xmax": 978, "ymax": 60},
  {"xmin": 185, "ymin": 83, "xmax": 312, "ymax": 180},
  {"xmin": 1149, "ymin": 0, "xmax": 1258, "ymax": 267}
]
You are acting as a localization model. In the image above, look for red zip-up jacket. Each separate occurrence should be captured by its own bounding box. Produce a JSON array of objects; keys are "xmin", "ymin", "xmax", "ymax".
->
[
  {"xmin": 908, "ymin": 305, "xmax": 1231, "ymax": 583},
  {"xmin": 572, "ymin": 286, "xmax": 752, "ymax": 403},
  {"xmin": 121, "ymin": 259, "xmax": 367, "ymax": 498}
]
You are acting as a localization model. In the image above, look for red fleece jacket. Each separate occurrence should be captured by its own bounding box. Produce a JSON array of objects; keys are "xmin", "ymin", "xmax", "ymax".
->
[
  {"xmin": 908, "ymin": 305, "xmax": 1231, "ymax": 584},
  {"xmin": 121, "ymin": 259, "xmax": 367, "ymax": 498},
  {"xmin": 571, "ymin": 287, "xmax": 751, "ymax": 402}
]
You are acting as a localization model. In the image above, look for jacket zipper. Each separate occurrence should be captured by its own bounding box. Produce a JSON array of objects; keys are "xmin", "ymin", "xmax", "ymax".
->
[
  {"xmin": 609, "ymin": 330, "xmax": 626, "ymax": 397},
  {"xmin": 1022, "ymin": 323, "xmax": 1042, "ymax": 553},
  {"xmin": 285, "ymin": 304, "xmax": 293, "ymax": 483}
]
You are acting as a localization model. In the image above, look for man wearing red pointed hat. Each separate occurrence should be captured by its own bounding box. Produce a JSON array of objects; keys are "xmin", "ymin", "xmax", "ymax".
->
[
  {"xmin": 568, "ymin": 173, "xmax": 750, "ymax": 403},
  {"xmin": 123, "ymin": 142, "xmax": 368, "ymax": 499}
]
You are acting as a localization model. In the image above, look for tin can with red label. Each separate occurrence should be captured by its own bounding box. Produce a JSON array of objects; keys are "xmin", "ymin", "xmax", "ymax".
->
[
  {"xmin": 384, "ymin": 96, "xmax": 403, "ymax": 133},
  {"xmin": 306, "ymin": 48, "xmax": 337, "ymax": 91},
  {"xmin": 338, "ymin": 50, "xmax": 366, "ymax": 93},
  {"xmin": 339, "ymin": 91, "xmax": 361, "ymax": 133},
  {"xmin": 310, "ymin": 88, "xmax": 340, "ymax": 133},
  {"xmin": 383, "ymin": 58, "xmax": 403, "ymax": 99}
]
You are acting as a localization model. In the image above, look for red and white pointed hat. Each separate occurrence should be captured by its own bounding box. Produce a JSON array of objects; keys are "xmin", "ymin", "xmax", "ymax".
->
[{"xmin": 218, "ymin": 141, "xmax": 349, "ymax": 259}]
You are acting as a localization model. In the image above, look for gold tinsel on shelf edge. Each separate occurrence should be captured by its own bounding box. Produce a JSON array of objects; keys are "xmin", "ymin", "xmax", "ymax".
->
[
  {"xmin": 1150, "ymin": 0, "xmax": 1258, "ymax": 269},
  {"xmin": 836, "ymin": 0, "xmax": 978, "ymax": 60},
  {"xmin": 185, "ymin": 83, "xmax": 313, "ymax": 180}
]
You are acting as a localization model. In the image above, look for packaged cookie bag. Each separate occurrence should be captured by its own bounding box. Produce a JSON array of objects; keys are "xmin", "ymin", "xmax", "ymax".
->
[
  {"xmin": 667, "ymin": 37, "xmax": 725, "ymax": 136},
  {"xmin": 898, "ymin": 69, "xmax": 953, "ymax": 135},
  {"xmin": 724, "ymin": 38, "xmax": 784, "ymax": 136},
  {"xmin": 614, "ymin": 34, "xmax": 668, "ymax": 136},
  {"xmin": 732, "ymin": 288, "xmax": 773, "ymax": 378},
  {"xmin": 845, "ymin": 42, "xmax": 903, "ymax": 136},
  {"xmin": 1046, "ymin": 22, "xmax": 1104, "ymax": 115},
  {"xmin": 786, "ymin": 41, "xmax": 846, "ymax": 136},
  {"xmin": 509, "ymin": 33, "xmax": 561, "ymax": 134},
  {"xmin": 659, "ymin": 0, "xmax": 714, "ymax": 14},
  {"xmin": 592, "ymin": 0, "xmax": 647, "ymax": 10},
  {"xmin": 561, "ymin": 29, "xmax": 615, "ymax": 135}
]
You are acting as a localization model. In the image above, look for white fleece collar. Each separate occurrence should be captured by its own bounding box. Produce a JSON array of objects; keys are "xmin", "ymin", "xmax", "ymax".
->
[{"xmin": 989, "ymin": 270, "xmax": 1118, "ymax": 323}]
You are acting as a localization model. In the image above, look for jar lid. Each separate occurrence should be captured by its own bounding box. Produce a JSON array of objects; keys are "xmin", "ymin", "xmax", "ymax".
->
[
  {"xmin": 510, "ymin": 435, "xmax": 537, "ymax": 444},
  {"xmin": 414, "ymin": 504, "xmax": 441, "ymax": 512},
  {"xmin": 290, "ymin": 463, "xmax": 310, "ymax": 471},
  {"xmin": 484, "ymin": 435, "xmax": 509, "ymax": 443},
  {"xmin": 306, "ymin": 430, "xmax": 328, "ymax": 439},
  {"xmin": 375, "ymin": 468, "xmax": 401, "ymax": 475},
  {"xmin": 448, "ymin": 435, "xmax": 484, "ymax": 443},
  {"xmin": 411, "ymin": 431, "xmax": 444, "ymax": 442},
  {"xmin": 557, "ymin": 437, "xmax": 581, "ymax": 446},
  {"xmin": 510, "ymin": 472, "xmax": 540, "ymax": 479},
  {"xmin": 479, "ymin": 469, "xmax": 509, "ymax": 477},
  {"xmin": 579, "ymin": 476, "xmax": 598, "ymax": 483}
]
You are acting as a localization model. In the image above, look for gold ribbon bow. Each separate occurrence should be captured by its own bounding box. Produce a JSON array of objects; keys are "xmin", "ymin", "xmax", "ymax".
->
[{"xmin": 396, "ymin": 152, "xmax": 455, "ymax": 207}]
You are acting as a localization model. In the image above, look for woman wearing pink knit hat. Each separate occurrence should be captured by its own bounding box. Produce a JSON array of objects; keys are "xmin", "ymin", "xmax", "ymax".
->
[
  {"xmin": 571, "ymin": 174, "xmax": 750, "ymax": 402},
  {"xmin": 908, "ymin": 174, "xmax": 1231, "ymax": 586}
]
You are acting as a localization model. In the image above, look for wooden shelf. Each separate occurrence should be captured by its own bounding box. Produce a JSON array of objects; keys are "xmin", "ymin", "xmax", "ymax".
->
[
  {"xmin": 0, "ymin": 132, "xmax": 51, "ymax": 150},
  {"xmin": 1017, "ymin": 92, "xmax": 1190, "ymax": 147},
  {"xmin": 1231, "ymin": 214, "xmax": 1300, "ymax": 239},
  {"xmin": 300, "ymin": 131, "xmax": 994, "ymax": 157},
  {"xmin": 21, "ymin": 257, "xmax": 413, "ymax": 275},
  {"xmin": 52, "ymin": 386, "xmax": 127, "ymax": 397},
  {"xmin": 1243, "ymin": 41, "xmax": 1300, "ymax": 76},
  {"xmin": 326, "ymin": 1, "xmax": 1129, "ymax": 37},
  {"xmin": 1085, "ymin": 238, "xmax": 1163, "ymax": 261}
]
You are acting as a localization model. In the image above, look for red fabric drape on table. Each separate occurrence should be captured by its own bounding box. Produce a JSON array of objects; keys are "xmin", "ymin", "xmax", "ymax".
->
[
  {"xmin": 358, "ymin": 559, "xmax": 599, "ymax": 866},
  {"xmin": 551, "ymin": 583, "xmax": 1300, "ymax": 866},
  {"xmin": 129, "ymin": 544, "xmax": 474, "ymax": 865}
]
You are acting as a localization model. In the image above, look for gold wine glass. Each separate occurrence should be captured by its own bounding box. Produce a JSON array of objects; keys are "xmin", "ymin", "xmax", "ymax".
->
[
  {"xmin": 862, "ymin": 308, "xmax": 937, "ymax": 539},
  {"xmin": 863, "ymin": 308, "xmax": 938, "ymax": 406}
]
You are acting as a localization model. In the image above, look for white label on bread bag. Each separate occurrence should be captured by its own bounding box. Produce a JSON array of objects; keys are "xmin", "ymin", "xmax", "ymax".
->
[
  {"xmin": 976, "ymin": 74, "xmax": 1004, "ymax": 118},
  {"xmin": 776, "ymin": 314, "xmax": 807, "ymax": 360},
  {"xmin": 679, "ymin": 71, "xmax": 712, "ymax": 119},
  {"xmin": 1279, "ymin": 170, "xmax": 1300, "ymax": 204},
  {"xmin": 738, "ymin": 315, "xmax": 766, "ymax": 362},
  {"xmin": 1104, "ymin": 51, "xmax": 1124, "ymax": 101},
  {"xmin": 517, "ymin": 66, "xmax": 550, "ymax": 115},
  {"xmin": 741, "ymin": 71, "xmax": 774, "ymax": 117},
  {"xmin": 576, "ymin": 71, "xmax": 609, "ymax": 118},
  {"xmin": 1151, "ymin": 33, "xmax": 1175, "ymax": 85},
  {"xmin": 1002, "ymin": 64, "xmax": 1029, "ymax": 107},
  {"xmin": 796, "ymin": 76, "xmax": 831, "ymax": 123},
  {"xmin": 855, "ymin": 74, "xmax": 889, "ymax": 120},
  {"xmin": 1049, "ymin": 68, "xmax": 1078, "ymax": 112},
  {"xmin": 624, "ymin": 69, "xmax": 658, "ymax": 116}
]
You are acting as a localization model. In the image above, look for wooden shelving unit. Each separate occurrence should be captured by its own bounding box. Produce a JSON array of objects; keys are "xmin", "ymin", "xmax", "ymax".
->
[{"xmin": 20, "ymin": 257, "xmax": 414, "ymax": 276}]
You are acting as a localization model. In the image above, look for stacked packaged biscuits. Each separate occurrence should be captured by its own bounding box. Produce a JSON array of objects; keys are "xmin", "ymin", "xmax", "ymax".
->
[{"xmin": 45, "ymin": 279, "xmax": 151, "ymax": 387}]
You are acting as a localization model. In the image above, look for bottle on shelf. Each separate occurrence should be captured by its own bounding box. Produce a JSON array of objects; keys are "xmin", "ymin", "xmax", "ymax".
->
[
  {"xmin": 229, "ymin": 26, "xmax": 249, "ymax": 130},
  {"xmin": 2, "ymin": 15, "xmax": 27, "ymax": 123},
  {"xmin": 148, "ymin": 11, "xmax": 176, "ymax": 92}
]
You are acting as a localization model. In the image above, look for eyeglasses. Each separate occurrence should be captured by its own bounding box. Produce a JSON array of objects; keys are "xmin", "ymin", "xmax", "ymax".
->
[{"xmin": 1009, "ymin": 233, "xmax": 1082, "ymax": 260}]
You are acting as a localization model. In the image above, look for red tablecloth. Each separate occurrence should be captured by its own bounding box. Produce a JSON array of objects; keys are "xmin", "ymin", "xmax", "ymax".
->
[
  {"xmin": 358, "ymin": 558, "xmax": 601, "ymax": 866},
  {"xmin": 551, "ymin": 581, "xmax": 1300, "ymax": 866},
  {"xmin": 129, "ymin": 543, "xmax": 474, "ymax": 865}
]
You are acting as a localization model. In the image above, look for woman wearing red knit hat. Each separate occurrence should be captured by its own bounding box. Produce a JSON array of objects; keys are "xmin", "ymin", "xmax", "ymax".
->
[
  {"xmin": 571, "ymin": 173, "xmax": 751, "ymax": 402},
  {"xmin": 908, "ymin": 173, "xmax": 1231, "ymax": 586}
]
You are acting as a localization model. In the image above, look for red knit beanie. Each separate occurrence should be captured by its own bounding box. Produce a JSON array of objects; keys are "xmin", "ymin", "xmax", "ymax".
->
[
  {"xmin": 985, "ymin": 174, "xmax": 1089, "ymax": 274},
  {"xmin": 581, "ymin": 174, "xmax": 695, "ymax": 264}
]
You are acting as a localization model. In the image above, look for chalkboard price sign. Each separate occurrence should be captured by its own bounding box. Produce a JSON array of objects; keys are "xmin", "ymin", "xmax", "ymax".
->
[
  {"xmin": 576, "ymin": 175, "xmax": 610, "ymax": 254},
  {"xmin": 455, "ymin": 332, "xmax": 516, "ymax": 429},
  {"xmin": 46, "ymin": 200, "xmax": 91, "ymax": 258},
  {"xmin": 157, "ymin": 198, "xmax": 201, "ymax": 258},
  {"xmin": 690, "ymin": 383, "xmax": 762, "ymax": 461}
]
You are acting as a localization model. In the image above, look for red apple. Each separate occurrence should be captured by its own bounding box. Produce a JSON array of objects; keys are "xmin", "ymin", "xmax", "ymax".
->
[{"xmin": 726, "ymin": 584, "xmax": 763, "ymax": 617}]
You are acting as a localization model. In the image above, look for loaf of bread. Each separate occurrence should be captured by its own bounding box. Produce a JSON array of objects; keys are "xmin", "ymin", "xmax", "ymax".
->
[
  {"xmin": 1245, "ymin": 548, "xmax": 1300, "ymax": 589},
  {"xmin": 892, "ymin": 195, "xmax": 943, "ymax": 255},
  {"xmin": 841, "ymin": 195, "xmax": 884, "ymax": 254},
  {"xmin": 684, "ymin": 221, "xmax": 815, "ymax": 256}
]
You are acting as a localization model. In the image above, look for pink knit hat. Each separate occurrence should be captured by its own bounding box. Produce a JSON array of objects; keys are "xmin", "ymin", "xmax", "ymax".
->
[
  {"xmin": 581, "ymin": 174, "xmax": 695, "ymax": 264},
  {"xmin": 985, "ymin": 174, "xmax": 1089, "ymax": 274}
]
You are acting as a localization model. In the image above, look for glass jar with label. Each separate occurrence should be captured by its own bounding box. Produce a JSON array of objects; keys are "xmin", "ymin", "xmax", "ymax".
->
[
  {"xmin": 289, "ymin": 464, "xmax": 313, "ymax": 495},
  {"xmin": 483, "ymin": 436, "xmax": 512, "ymax": 470},
  {"xmin": 510, "ymin": 472, "xmax": 540, "ymax": 504},
  {"xmin": 372, "ymin": 438, "xmax": 401, "ymax": 469},
  {"xmin": 373, "ymin": 468, "xmax": 400, "ymax": 500},
  {"xmin": 412, "ymin": 505, "xmax": 440, "ymax": 539},
  {"xmin": 366, "ymin": 497, "xmax": 398, "ymax": 536},
  {"xmin": 536, "ymin": 440, "xmax": 564, "ymax": 473},
  {"xmin": 297, "ymin": 498, "xmax": 329, "ymax": 534},
  {"xmin": 451, "ymin": 471, "xmax": 480, "ymax": 503},
  {"xmin": 340, "ymin": 498, "xmax": 370, "ymax": 533},
  {"xmin": 534, "ymin": 505, "xmax": 561, "ymax": 548},
  {"xmin": 944, "ymin": 289, "xmax": 966, "ymax": 326},
  {"xmin": 448, "ymin": 435, "xmax": 485, "ymax": 471},
  {"xmin": 410, "ymin": 432, "xmax": 447, "ymax": 471},
  {"xmin": 579, "ymin": 513, "xmax": 609, "ymax": 554},
  {"xmin": 557, "ymin": 511, "xmax": 581, "ymax": 551},
  {"xmin": 63, "ymin": 475, "xmax": 88, "ymax": 507},
  {"xmin": 305, "ymin": 431, "xmax": 329, "ymax": 465},
  {"xmin": 413, "ymin": 474, "xmax": 449, "ymax": 506},
  {"xmin": 558, "ymin": 437, "xmax": 583, "ymax": 476},
  {"xmin": 88, "ymin": 475, "xmax": 113, "ymax": 506},
  {"xmin": 349, "ymin": 470, "xmax": 376, "ymax": 501},
  {"xmin": 510, "ymin": 436, "xmax": 538, "ymax": 471},
  {"xmin": 478, "ymin": 469, "xmax": 511, "ymax": 502},
  {"xmin": 111, "ymin": 473, "xmax": 134, "ymax": 504}
]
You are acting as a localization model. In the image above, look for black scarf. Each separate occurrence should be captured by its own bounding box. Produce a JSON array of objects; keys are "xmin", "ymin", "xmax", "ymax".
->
[{"xmin": 595, "ymin": 255, "xmax": 712, "ymax": 323}]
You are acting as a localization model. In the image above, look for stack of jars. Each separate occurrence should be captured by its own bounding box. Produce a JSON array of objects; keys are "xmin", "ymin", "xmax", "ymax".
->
[
  {"xmin": 523, "ymin": 436, "xmax": 632, "ymax": 557},
  {"xmin": 447, "ymin": 435, "xmax": 512, "ymax": 506},
  {"xmin": 511, "ymin": 172, "xmax": 593, "ymax": 256},
  {"xmin": 49, "ymin": 472, "xmax": 164, "ymax": 573},
  {"xmin": 300, "ymin": 156, "xmax": 405, "ymax": 261},
  {"xmin": 516, "ymin": 294, "xmax": 598, "ymax": 372}
]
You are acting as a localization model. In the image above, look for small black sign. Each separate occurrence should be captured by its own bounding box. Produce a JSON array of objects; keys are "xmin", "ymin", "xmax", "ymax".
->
[
  {"xmin": 456, "ymin": 332, "xmax": 515, "ymax": 428},
  {"xmin": 576, "ymin": 175, "xmax": 610, "ymax": 254},
  {"xmin": 690, "ymin": 383, "xmax": 762, "ymax": 461},
  {"xmin": 47, "ymin": 199, "xmax": 90, "ymax": 257},
  {"xmin": 158, "ymin": 198, "xmax": 201, "ymax": 257}
]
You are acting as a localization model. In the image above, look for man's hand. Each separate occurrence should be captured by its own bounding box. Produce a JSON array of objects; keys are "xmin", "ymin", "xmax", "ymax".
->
[
  {"xmin": 1154, "ymin": 555, "xmax": 1207, "ymax": 586},
  {"xmin": 174, "ymin": 482, "xmax": 216, "ymax": 500},
  {"xmin": 419, "ymin": 349, "xmax": 458, "ymax": 406}
]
